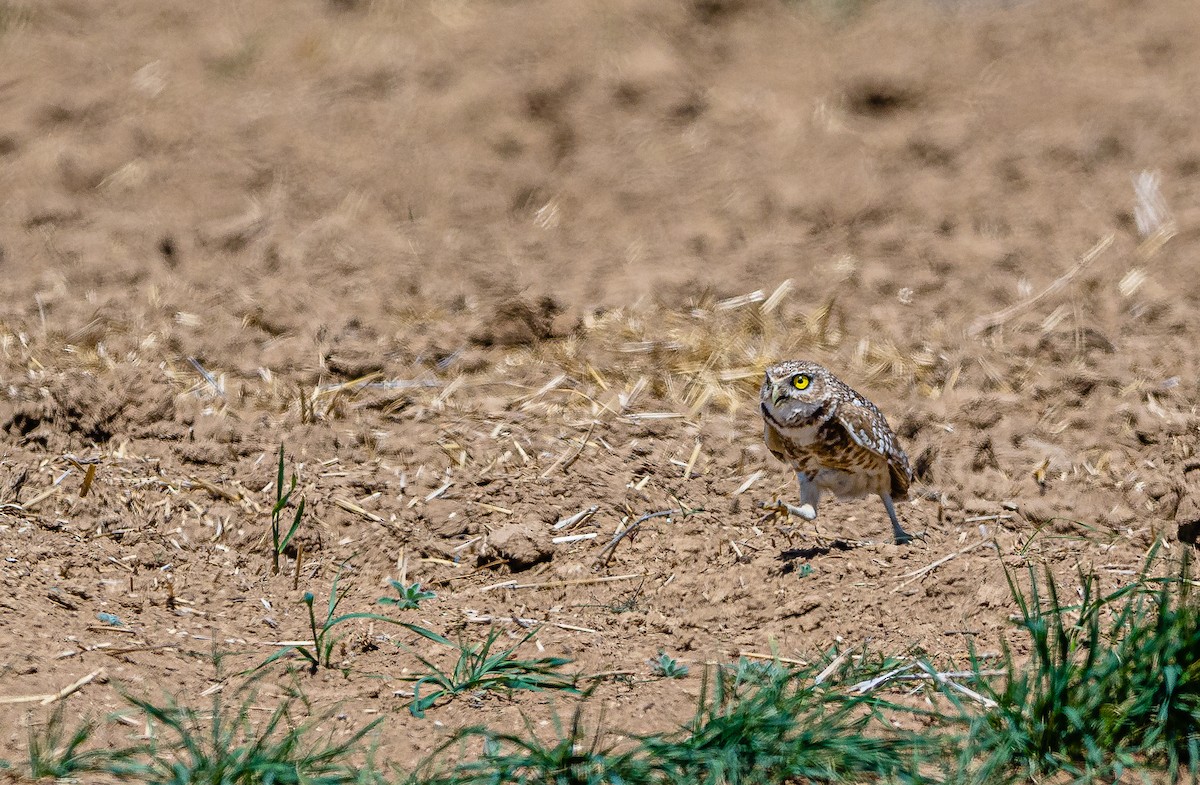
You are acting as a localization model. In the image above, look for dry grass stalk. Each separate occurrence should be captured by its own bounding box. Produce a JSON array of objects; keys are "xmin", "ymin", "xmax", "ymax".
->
[
  {"xmin": 892, "ymin": 538, "xmax": 994, "ymax": 593},
  {"xmin": 967, "ymin": 234, "xmax": 1114, "ymax": 337},
  {"xmin": 913, "ymin": 661, "xmax": 997, "ymax": 709},
  {"xmin": 330, "ymin": 496, "xmax": 384, "ymax": 523},
  {"xmin": 728, "ymin": 651, "xmax": 811, "ymax": 667},
  {"xmin": 470, "ymin": 500, "xmax": 513, "ymax": 515},
  {"xmin": 539, "ymin": 419, "xmax": 597, "ymax": 478},
  {"xmin": 0, "ymin": 668, "xmax": 107, "ymax": 706},
  {"xmin": 499, "ymin": 573, "xmax": 643, "ymax": 591},
  {"xmin": 18, "ymin": 473, "xmax": 71, "ymax": 510},
  {"xmin": 761, "ymin": 279, "xmax": 793, "ymax": 314},
  {"xmin": 1133, "ymin": 169, "xmax": 1176, "ymax": 259},
  {"xmin": 186, "ymin": 356, "xmax": 225, "ymax": 397},
  {"xmin": 425, "ymin": 481, "xmax": 452, "ymax": 501},
  {"xmin": 552, "ymin": 505, "xmax": 599, "ymax": 531},
  {"xmin": 714, "ymin": 290, "xmax": 765, "ymax": 311},
  {"xmin": 187, "ymin": 476, "xmax": 242, "ymax": 503},
  {"xmin": 479, "ymin": 579, "xmax": 518, "ymax": 592},
  {"xmin": 314, "ymin": 372, "xmax": 382, "ymax": 399},
  {"xmin": 552, "ymin": 532, "xmax": 598, "ymax": 544},
  {"xmin": 813, "ymin": 644, "xmax": 860, "ymax": 685},
  {"xmin": 733, "ymin": 471, "xmax": 764, "ymax": 496},
  {"xmin": 63, "ymin": 454, "xmax": 100, "ymax": 497},
  {"xmin": 514, "ymin": 374, "xmax": 566, "ymax": 406},
  {"xmin": 463, "ymin": 614, "xmax": 599, "ymax": 634},
  {"xmin": 594, "ymin": 509, "xmax": 679, "ymax": 567},
  {"xmin": 682, "ymin": 440, "xmax": 701, "ymax": 479}
]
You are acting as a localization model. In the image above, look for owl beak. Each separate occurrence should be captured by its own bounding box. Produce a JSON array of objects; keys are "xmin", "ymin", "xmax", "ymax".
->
[{"xmin": 769, "ymin": 379, "xmax": 787, "ymax": 407}]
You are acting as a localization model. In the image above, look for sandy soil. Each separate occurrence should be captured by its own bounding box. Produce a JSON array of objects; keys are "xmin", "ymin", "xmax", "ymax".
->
[{"xmin": 1, "ymin": 0, "xmax": 1199, "ymax": 768}]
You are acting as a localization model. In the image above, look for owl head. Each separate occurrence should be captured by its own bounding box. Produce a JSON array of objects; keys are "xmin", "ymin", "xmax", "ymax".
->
[{"xmin": 760, "ymin": 359, "xmax": 832, "ymax": 425}]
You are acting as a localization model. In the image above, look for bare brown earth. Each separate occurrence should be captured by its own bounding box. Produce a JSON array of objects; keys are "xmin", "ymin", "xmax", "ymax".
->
[{"xmin": 1, "ymin": 0, "xmax": 1199, "ymax": 769}]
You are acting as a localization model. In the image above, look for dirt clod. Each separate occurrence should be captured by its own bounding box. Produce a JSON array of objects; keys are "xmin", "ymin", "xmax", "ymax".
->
[
  {"xmin": 482, "ymin": 524, "xmax": 555, "ymax": 571},
  {"xmin": 1175, "ymin": 494, "xmax": 1200, "ymax": 546},
  {"xmin": 471, "ymin": 295, "xmax": 563, "ymax": 348}
]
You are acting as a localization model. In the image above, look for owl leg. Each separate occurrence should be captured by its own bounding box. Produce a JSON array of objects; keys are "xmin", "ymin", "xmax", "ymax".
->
[
  {"xmin": 881, "ymin": 494, "xmax": 914, "ymax": 545},
  {"xmin": 796, "ymin": 474, "xmax": 820, "ymax": 520}
]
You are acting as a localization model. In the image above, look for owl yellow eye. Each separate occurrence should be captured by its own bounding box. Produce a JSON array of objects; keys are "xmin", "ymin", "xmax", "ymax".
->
[{"xmin": 792, "ymin": 374, "xmax": 810, "ymax": 391}]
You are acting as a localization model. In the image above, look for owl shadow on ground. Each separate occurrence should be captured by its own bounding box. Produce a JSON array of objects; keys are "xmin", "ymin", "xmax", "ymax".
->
[{"xmin": 777, "ymin": 540, "xmax": 855, "ymax": 568}]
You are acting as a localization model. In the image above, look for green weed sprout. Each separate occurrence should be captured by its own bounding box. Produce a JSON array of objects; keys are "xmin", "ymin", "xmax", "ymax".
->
[
  {"xmin": 963, "ymin": 545, "xmax": 1200, "ymax": 783},
  {"xmin": 378, "ymin": 579, "xmax": 436, "ymax": 610},
  {"xmin": 400, "ymin": 628, "xmax": 578, "ymax": 718},
  {"xmin": 418, "ymin": 698, "xmax": 656, "ymax": 785},
  {"xmin": 643, "ymin": 657, "xmax": 940, "ymax": 784},
  {"xmin": 257, "ymin": 568, "xmax": 450, "ymax": 675},
  {"xmin": 270, "ymin": 444, "xmax": 306, "ymax": 575},
  {"xmin": 126, "ymin": 685, "xmax": 380, "ymax": 785},
  {"xmin": 649, "ymin": 651, "xmax": 689, "ymax": 679},
  {"xmin": 26, "ymin": 703, "xmax": 143, "ymax": 780}
]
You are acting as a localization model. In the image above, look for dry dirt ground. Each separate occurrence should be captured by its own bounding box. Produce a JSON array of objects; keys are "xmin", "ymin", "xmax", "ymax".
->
[{"xmin": 1, "ymin": 0, "xmax": 1199, "ymax": 770}]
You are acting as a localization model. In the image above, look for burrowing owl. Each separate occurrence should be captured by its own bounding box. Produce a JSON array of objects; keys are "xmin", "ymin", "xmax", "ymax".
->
[{"xmin": 759, "ymin": 360, "xmax": 915, "ymax": 545}]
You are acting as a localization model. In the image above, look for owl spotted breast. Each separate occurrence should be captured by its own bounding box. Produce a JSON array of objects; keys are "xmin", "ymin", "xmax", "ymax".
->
[{"xmin": 759, "ymin": 360, "xmax": 915, "ymax": 544}]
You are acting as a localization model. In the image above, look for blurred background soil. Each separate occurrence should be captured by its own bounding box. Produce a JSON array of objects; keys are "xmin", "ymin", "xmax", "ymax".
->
[{"xmin": 1, "ymin": 0, "xmax": 1198, "ymax": 765}]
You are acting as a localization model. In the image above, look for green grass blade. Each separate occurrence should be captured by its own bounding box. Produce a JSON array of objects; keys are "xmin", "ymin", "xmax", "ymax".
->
[{"xmin": 278, "ymin": 496, "xmax": 305, "ymax": 553}]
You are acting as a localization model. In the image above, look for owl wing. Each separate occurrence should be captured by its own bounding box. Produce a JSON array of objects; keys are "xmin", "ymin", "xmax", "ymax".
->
[
  {"xmin": 763, "ymin": 419, "xmax": 790, "ymax": 463},
  {"xmin": 832, "ymin": 396, "xmax": 913, "ymax": 499}
]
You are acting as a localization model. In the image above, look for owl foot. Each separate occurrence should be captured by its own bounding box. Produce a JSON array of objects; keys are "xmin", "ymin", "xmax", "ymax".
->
[
  {"xmin": 891, "ymin": 528, "xmax": 927, "ymax": 546},
  {"xmin": 758, "ymin": 500, "xmax": 817, "ymax": 521},
  {"xmin": 792, "ymin": 502, "xmax": 817, "ymax": 520}
]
